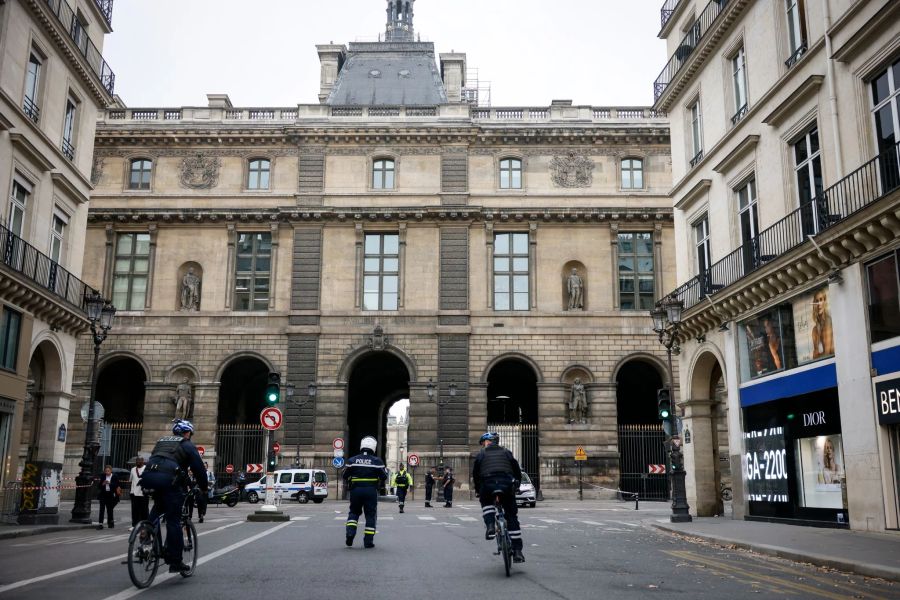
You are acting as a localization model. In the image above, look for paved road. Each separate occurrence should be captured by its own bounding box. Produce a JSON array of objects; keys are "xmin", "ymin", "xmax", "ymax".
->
[{"xmin": 0, "ymin": 500, "xmax": 895, "ymax": 599}]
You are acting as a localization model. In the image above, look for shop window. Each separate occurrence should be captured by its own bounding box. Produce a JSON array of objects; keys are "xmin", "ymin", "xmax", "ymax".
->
[
  {"xmin": 794, "ymin": 434, "xmax": 846, "ymax": 509},
  {"xmin": 867, "ymin": 252, "xmax": 900, "ymax": 343}
]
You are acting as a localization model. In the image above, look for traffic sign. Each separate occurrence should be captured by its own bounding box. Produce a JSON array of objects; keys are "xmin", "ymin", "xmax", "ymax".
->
[
  {"xmin": 273, "ymin": 442, "xmax": 281, "ymax": 454},
  {"xmin": 333, "ymin": 448, "xmax": 344, "ymax": 458},
  {"xmin": 332, "ymin": 457, "xmax": 345, "ymax": 469},
  {"xmin": 260, "ymin": 407, "xmax": 283, "ymax": 430},
  {"xmin": 225, "ymin": 464, "xmax": 234, "ymax": 474},
  {"xmin": 197, "ymin": 446, "xmax": 205, "ymax": 456},
  {"xmin": 332, "ymin": 438, "xmax": 345, "ymax": 450},
  {"xmin": 407, "ymin": 454, "xmax": 419, "ymax": 467},
  {"xmin": 246, "ymin": 463, "xmax": 263, "ymax": 473},
  {"xmin": 575, "ymin": 447, "xmax": 588, "ymax": 461},
  {"xmin": 648, "ymin": 464, "xmax": 666, "ymax": 474}
]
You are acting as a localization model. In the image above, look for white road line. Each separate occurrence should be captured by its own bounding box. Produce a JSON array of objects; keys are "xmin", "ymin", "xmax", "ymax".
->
[
  {"xmin": 606, "ymin": 520, "xmax": 640, "ymax": 527},
  {"xmin": 290, "ymin": 516, "xmax": 310, "ymax": 521},
  {"xmin": 100, "ymin": 521, "xmax": 293, "ymax": 600},
  {"xmin": 580, "ymin": 520, "xmax": 607, "ymax": 526},
  {"xmin": 418, "ymin": 516, "xmax": 435, "ymax": 521},
  {"xmin": 538, "ymin": 519, "xmax": 564, "ymax": 524},
  {"xmin": 457, "ymin": 516, "xmax": 477, "ymax": 521},
  {"xmin": 380, "ymin": 516, "xmax": 394, "ymax": 520},
  {"xmin": 0, "ymin": 521, "xmax": 242, "ymax": 595},
  {"xmin": 334, "ymin": 516, "xmax": 345, "ymax": 520}
]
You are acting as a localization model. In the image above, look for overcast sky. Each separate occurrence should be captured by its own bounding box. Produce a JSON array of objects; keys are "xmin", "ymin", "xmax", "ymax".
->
[{"xmin": 103, "ymin": 0, "xmax": 666, "ymax": 109}]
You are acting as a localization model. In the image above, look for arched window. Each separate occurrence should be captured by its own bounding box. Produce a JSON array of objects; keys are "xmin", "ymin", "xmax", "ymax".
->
[
  {"xmin": 248, "ymin": 158, "xmax": 271, "ymax": 190},
  {"xmin": 499, "ymin": 158, "xmax": 523, "ymax": 189},
  {"xmin": 621, "ymin": 158, "xmax": 644, "ymax": 190},
  {"xmin": 129, "ymin": 158, "xmax": 152, "ymax": 190},
  {"xmin": 372, "ymin": 158, "xmax": 395, "ymax": 189}
]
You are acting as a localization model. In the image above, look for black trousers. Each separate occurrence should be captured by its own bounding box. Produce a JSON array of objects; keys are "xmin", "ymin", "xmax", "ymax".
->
[
  {"xmin": 443, "ymin": 484, "xmax": 453, "ymax": 504},
  {"xmin": 396, "ymin": 487, "xmax": 407, "ymax": 506},
  {"xmin": 346, "ymin": 486, "xmax": 378, "ymax": 544},
  {"xmin": 130, "ymin": 494, "xmax": 150, "ymax": 526},
  {"xmin": 425, "ymin": 484, "xmax": 433, "ymax": 502},
  {"xmin": 98, "ymin": 493, "xmax": 117, "ymax": 525},
  {"xmin": 479, "ymin": 479, "xmax": 522, "ymax": 550}
]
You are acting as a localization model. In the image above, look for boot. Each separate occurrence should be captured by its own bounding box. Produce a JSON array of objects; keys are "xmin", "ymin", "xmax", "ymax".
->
[
  {"xmin": 345, "ymin": 535, "xmax": 354, "ymax": 547},
  {"xmin": 425, "ymin": 501, "xmax": 431, "ymax": 508},
  {"xmin": 399, "ymin": 505, "xmax": 404, "ymax": 513},
  {"xmin": 485, "ymin": 524, "xmax": 495, "ymax": 540},
  {"xmin": 512, "ymin": 548, "xmax": 525, "ymax": 563},
  {"xmin": 168, "ymin": 561, "xmax": 191, "ymax": 573}
]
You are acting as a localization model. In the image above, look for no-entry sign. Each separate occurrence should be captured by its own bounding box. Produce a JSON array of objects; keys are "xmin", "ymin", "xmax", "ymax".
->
[
  {"xmin": 197, "ymin": 446, "xmax": 205, "ymax": 456},
  {"xmin": 407, "ymin": 454, "xmax": 419, "ymax": 467},
  {"xmin": 225, "ymin": 464, "xmax": 234, "ymax": 474},
  {"xmin": 273, "ymin": 442, "xmax": 281, "ymax": 454}
]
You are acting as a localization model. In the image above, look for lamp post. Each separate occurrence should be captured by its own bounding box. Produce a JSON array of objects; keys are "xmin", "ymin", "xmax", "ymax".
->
[
  {"xmin": 650, "ymin": 296, "xmax": 693, "ymax": 523},
  {"xmin": 70, "ymin": 292, "xmax": 116, "ymax": 524},
  {"xmin": 428, "ymin": 378, "xmax": 456, "ymax": 468},
  {"xmin": 287, "ymin": 382, "xmax": 316, "ymax": 467}
]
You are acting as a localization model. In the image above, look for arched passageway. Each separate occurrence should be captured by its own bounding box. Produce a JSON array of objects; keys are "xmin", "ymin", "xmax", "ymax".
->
[
  {"xmin": 616, "ymin": 359, "xmax": 666, "ymax": 499},
  {"xmin": 95, "ymin": 356, "xmax": 147, "ymax": 470},
  {"xmin": 346, "ymin": 352, "xmax": 410, "ymax": 462},
  {"xmin": 486, "ymin": 358, "xmax": 540, "ymax": 488}
]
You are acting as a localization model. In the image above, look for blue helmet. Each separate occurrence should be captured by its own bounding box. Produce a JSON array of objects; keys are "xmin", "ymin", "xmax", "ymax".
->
[
  {"xmin": 479, "ymin": 432, "xmax": 499, "ymax": 445},
  {"xmin": 172, "ymin": 419, "xmax": 195, "ymax": 435}
]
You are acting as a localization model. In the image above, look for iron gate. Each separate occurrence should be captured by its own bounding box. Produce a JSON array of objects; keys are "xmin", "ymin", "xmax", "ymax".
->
[
  {"xmin": 215, "ymin": 424, "xmax": 265, "ymax": 483},
  {"xmin": 487, "ymin": 423, "xmax": 539, "ymax": 490},
  {"xmin": 617, "ymin": 424, "xmax": 669, "ymax": 501},
  {"xmin": 97, "ymin": 422, "xmax": 142, "ymax": 472}
]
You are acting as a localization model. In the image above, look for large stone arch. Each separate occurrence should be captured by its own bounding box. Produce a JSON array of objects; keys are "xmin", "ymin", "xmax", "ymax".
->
[
  {"xmin": 480, "ymin": 352, "xmax": 544, "ymax": 384},
  {"xmin": 610, "ymin": 352, "xmax": 668, "ymax": 385},
  {"xmin": 214, "ymin": 351, "xmax": 276, "ymax": 383},
  {"xmin": 337, "ymin": 344, "xmax": 418, "ymax": 385},
  {"xmin": 29, "ymin": 333, "xmax": 66, "ymax": 391},
  {"xmin": 22, "ymin": 336, "xmax": 68, "ymax": 463},
  {"xmin": 687, "ymin": 344, "xmax": 727, "ymax": 401},
  {"xmin": 97, "ymin": 350, "xmax": 152, "ymax": 383}
]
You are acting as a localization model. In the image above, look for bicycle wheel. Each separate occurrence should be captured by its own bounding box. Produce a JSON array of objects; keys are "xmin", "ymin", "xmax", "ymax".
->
[
  {"xmin": 180, "ymin": 520, "xmax": 198, "ymax": 578},
  {"xmin": 499, "ymin": 520, "xmax": 512, "ymax": 577},
  {"xmin": 127, "ymin": 521, "xmax": 159, "ymax": 589}
]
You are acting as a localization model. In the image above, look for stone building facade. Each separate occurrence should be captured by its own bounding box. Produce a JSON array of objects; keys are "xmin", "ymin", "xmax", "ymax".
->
[{"xmin": 68, "ymin": 1, "xmax": 676, "ymax": 496}]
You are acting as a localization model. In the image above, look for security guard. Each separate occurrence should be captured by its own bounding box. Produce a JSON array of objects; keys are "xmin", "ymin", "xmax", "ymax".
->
[
  {"xmin": 424, "ymin": 466, "xmax": 436, "ymax": 508},
  {"xmin": 140, "ymin": 419, "xmax": 208, "ymax": 572},
  {"xmin": 343, "ymin": 436, "xmax": 388, "ymax": 548},
  {"xmin": 391, "ymin": 465, "xmax": 413, "ymax": 513},
  {"xmin": 472, "ymin": 431, "xmax": 525, "ymax": 563}
]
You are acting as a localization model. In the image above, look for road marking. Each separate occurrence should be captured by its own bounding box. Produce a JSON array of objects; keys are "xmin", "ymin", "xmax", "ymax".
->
[
  {"xmin": 538, "ymin": 519, "xmax": 563, "ymax": 524},
  {"xmin": 101, "ymin": 521, "xmax": 293, "ymax": 600},
  {"xmin": 334, "ymin": 516, "xmax": 345, "ymax": 520},
  {"xmin": 580, "ymin": 520, "xmax": 606, "ymax": 526},
  {"xmin": 290, "ymin": 516, "xmax": 310, "ymax": 521},
  {"xmin": 457, "ymin": 516, "xmax": 477, "ymax": 521},
  {"xmin": 380, "ymin": 516, "xmax": 394, "ymax": 520},
  {"xmin": 418, "ymin": 516, "xmax": 435, "ymax": 521},
  {"xmin": 606, "ymin": 520, "xmax": 640, "ymax": 527},
  {"xmin": 0, "ymin": 521, "xmax": 242, "ymax": 595}
]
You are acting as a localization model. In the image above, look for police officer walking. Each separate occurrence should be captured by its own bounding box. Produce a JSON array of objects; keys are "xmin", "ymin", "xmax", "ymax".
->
[
  {"xmin": 343, "ymin": 436, "xmax": 388, "ymax": 548},
  {"xmin": 391, "ymin": 464, "xmax": 413, "ymax": 513},
  {"xmin": 139, "ymin": 419, "xmax": 208, "ymax": 573},
  {"xmin": 473, "ymin": 432, "xmax": 525, "ymax": 563},
  {"xmin": 424, "ymin": 466, "xmax": 436, "ymax": 508}
]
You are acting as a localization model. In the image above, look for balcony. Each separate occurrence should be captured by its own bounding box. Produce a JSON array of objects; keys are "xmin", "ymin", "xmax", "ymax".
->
[
  {"xmin": 667, "ymin": 140, "xmax": 900, "ymax": 310},
  {"xmin": 23, "ymin": 96, "xmax": 40, "ymax": 124},
  {"xmin": 42, "ymin": 0, "xmax": 115, "ymax": 95},
  {"xmin": 660, "ymin": 0, "xmax": 683, "ymax": 30},
  {"xmin": 61, "ymin": 138, "xmax": 75, "ymax": 160},
  {"xmin": 1, "ymin": 220, "xmax": 97, "ymax": 311},
  {"xmin": 654, "ymin": 0, "xmax": 732, "ymax": 103},
  {"xmin": 785, "ymin": 42, "xmax": 808, "ymax": 69},
  {"xmin": 92, "ymin": 0, "xmax": 113, "ymax": 26}
]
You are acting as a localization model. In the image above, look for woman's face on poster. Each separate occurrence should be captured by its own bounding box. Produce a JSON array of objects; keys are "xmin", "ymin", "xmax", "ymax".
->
[
  {"xmin": 813, "ymin": 291, "xmax": 827, "ymax": 320},
  {"xmin": 823, "ymin": 438, "xmax": 834, "ymax": 461}
]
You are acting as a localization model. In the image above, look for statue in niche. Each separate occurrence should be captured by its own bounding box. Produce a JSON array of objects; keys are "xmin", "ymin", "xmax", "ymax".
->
[
  {"xmin": 180, "ymin": 267, "xmax": 201, "ymax": 311},
  {"xmin": 567, "ymin": 268, "xmax": 584, "ymax": 310},
  {"xmin": 569, "ymin": 378, "xmax": 588, "ymax": 424},
  {"xmin": 172, "ymin": 377, "xmax": 193, "ymax": 420}
]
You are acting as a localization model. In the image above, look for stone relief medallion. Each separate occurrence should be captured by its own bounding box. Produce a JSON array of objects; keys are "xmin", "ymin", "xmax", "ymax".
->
[
  {"xmin": 90, "ymin": 156, "xmax": 105, "ymax": 185},
  {"xmin": 550, "ymin": 152, "xmax": 594, "ymax": 188},
  {"xmin": 180, "ymin": 155, "xmax": 221, "ymax": 189}
]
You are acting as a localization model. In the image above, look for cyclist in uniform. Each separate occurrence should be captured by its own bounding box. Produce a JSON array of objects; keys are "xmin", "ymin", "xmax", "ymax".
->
[
  {"xmin": 139, "ymin": 419, "xmax": 208, "ymax": 573},
  {"xmin": 472, "ymin": 431, "xmax": 525, "ymax": 563},
  {"xmin": 343, "ymin": 436, "xmax": 388, "ymax": 548}
]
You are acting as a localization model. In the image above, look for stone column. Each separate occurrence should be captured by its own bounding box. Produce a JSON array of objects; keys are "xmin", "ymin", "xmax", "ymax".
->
[
  {"xmin": 313, "ymin": 382, "xmax": 347, "ymax": 456},
  {"xmin": 680, "ymin": 397, "xmax": 717, "ymax": 516},
  {"xmin": 407, "ymin": 379, "xmax": 437, "ymax": 461},
  {"xmin": 722, "ymin": 323, "xmax": 746, "ymax": 519},
  {"xmin": 35, "ymin": 391, "xmax": 75, "ymax": 464},
  {"xmin": 191, "ymin": 383, "xmax": 220, "ymax": 461}
]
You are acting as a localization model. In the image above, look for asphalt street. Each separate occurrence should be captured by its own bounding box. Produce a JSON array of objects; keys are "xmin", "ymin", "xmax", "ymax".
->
[{"xmin": 0, "ymin": 499, "xmax": 896, "ymax": 599}]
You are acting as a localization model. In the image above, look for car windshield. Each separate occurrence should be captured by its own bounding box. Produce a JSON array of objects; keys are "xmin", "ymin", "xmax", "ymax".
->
[{"xmin": 520, "ymin": 473, "xmax": 532, "ymax": 485}]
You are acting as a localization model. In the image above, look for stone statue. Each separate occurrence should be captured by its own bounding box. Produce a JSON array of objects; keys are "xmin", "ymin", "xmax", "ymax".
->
[
  {"xmin": 569, "ymin": 378, "xmax": 588, "ymax": 423},
  {"xmin": 180, "ymin": 267, "xmax": 201, "ymax": 311},
  {"xmin": 567, "ymin": 268, "xmax": 584, "ymax": 310},
  {"xmin": 173, "ymin": 377, "xmax": 193, "ymax": 420}
]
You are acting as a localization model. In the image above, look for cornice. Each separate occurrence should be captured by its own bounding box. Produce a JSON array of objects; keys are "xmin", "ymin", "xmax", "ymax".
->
[
  {"xmin": 762, "ymin": 75, "xmax": 825, "ymax": 127},
  {"xmin": 51, "ymin": 172, "xmax": 90, "ymax": 205},
  {"xmin": 0, "ymin": 270, "xmax": 89, "ymax": 336},
  {"xmin": 674, "ymin": 179, "xmax": 712, "ymax": 211},
  {"xmin": 10, "ymin": 133, "xmax": 54, "ymax": 172},
  {"xmin": 712, "ymin": 134, "xmax": 759, "ymax": 174}
]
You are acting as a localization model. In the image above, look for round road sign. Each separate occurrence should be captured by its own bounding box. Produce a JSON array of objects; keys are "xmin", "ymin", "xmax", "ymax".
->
[
  {"xmin": 260, "ymin": 407, "xmax": 283, "ymax": 430},
  {"xmin": 225, "ymin": 464, "xmax": 234, "ymax": 474},
  {"xmin": 332, "ymin": 457, "xmax": 345, "ymax": 469},
  {"xmin": 333, "ymin": 448, "xmax": 344, "ymax": 458},
  {"xmin": 273, "ymin": 442, "xmax": 281, "ymax": 454},
  {"xmin": 197, "ymin": 446, "xmax": 205, "ymax": 456},
  {"xmin": 332, "ymin": 438, "xmax": 345, "ymax": 450},
  {"xmin": 407, "ymin": 454, "xmax": 419, "ymax": 467}
]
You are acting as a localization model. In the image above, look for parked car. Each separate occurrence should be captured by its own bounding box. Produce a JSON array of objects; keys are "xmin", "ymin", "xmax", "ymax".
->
[
  {"xmin": 516, "ymin": 472, "xmax": 537, "ymax": 508},
  {"xmin": 245, "ymin": 469, "xmax": 328, "ymax": 504}
]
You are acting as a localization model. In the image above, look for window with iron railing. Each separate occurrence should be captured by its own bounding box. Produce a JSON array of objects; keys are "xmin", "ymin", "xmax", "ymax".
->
[
  {"xmin": 62, "ymin": 98, "xmax": 77, "ymax": 160},
  {"xmin": 785, "ymin": 0, "xmax": 807, "ymax": 68},
  {"xmin": 731, "ymin": 46, "xmax": 749, "ymax": 125},
  {"xmin": 23, "ymin": 52, "xmax": 42, "ymax": 123},
  {"xmin": 7, "ymin": 180, "xmax": 29, "ymax": 238}
]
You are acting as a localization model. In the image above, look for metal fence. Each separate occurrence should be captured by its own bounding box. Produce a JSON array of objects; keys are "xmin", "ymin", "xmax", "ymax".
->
[
  {"xmin": 215, "ymin": 424, "xmax": 265, "ymax": 483},
  {"xmin": 97, "ymin": 422, "xmax": 142, "ymax": 472},
  {"xmin": 0, "ymin": 483, "xmax": 21, "ymax": 524},
  {"xmin": 487, "ymin": 423, "xmax": 539, "ymax": 490},
  {"xmin": 617, "ymin": 424, "xmax": 669, "ymax": 501}
]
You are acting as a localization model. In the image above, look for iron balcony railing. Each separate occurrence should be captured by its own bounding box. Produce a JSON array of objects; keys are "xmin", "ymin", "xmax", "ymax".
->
[
  {"xmin": 668, "ymin": 140, "xmax": 900, "ymax": 310},
  {"xmin": 660, "ymin": 0, "xmax": 683, "ymax": 29},
  {"xmin": 689, "ymin": 149, "xmax": 704, "ymax": 168},
  {"xmin": 93, "ymin": 0, "xmax": 113, "ymax": 26},
  {"xmin": 22, "ymin": 96, "xmax": 40, "ymax": 124},
  {"xmin": 730, "ymin": 103, "xmax": 748, "ymax": 126},
  {"xmin": 61, "ymin": 138, "xmax": 75, "ymax": 160},
  {"xmin": 654, "ymin": 0, "xmax": 732, "ymax": 103},
  {"xmin": 43, "ymin": 0, "xmax": 115, "ymax": 95},
  {"xmin": 0, "ymin": 220, "xmax": 97, "ymax": 311},
  {"xmin": 785, "ymin": 42, "xmax": 808, "ymax": 69}
]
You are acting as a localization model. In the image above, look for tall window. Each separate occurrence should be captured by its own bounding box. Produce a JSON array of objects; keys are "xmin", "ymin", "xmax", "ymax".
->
[
  {"xmin": 785, "ymin": 0, "xmax": 807, "ymax": 66},
  {"xmin": 112, "ymin": 233, "xmax": 150, "ymax": 311},
  {"xmin": 871, "ymin": 58, "xmax": 900, "ymax": 189},
  {"xmin": 70, "ymin": 12, "xmax": 88, "ymax": 54},
  {"xmin": 372, "ymin": 158, "xmax": 395, "ymax": 189},
  {"xmin": 499, "ymin": 158, "xmax": 523, "ymax": 189},
  {"xmin": 248, "ymin": 159, "xmax": 270, "ymax": 190},
  {"xmin": 0, "ymin": 307, "xmax": 22, "ymax": 371},
  {"xmin": 737, "ymin": 179, "xmax": 760, "ymax": 271},
  {"xmin": 793, "ymin": 124, "xmax": 824, "ymax": 235},
  {"xmin": 129, "ymin": 159, "xmax": 152, "ymax": 190},
  {"xmin": 62, "ymin": 98, "xmax": 77, "ymax": 160},
  {"xmin": 621, "ymin": 158, "xmax": 644, "ymax": 189},
  {"xmin": 363, "ymin": 233, "xmax": 399, "ymax": 310},
  {"xmin": 618, "ymin": 232, "xmax": 655, "ymax": 310},
  {"xmin": 493, "ymin": 232, "xmax": 529, "ymax": 311},
  {"xmin": 693, "ymin": 215, "xmax": 711, "ymax": 276},
  {"xmin": 731, "ymin": 46, "xmax": 749, "ymax": 124},
  {"xmin": 689, "ymin": 100, "xmax": 703, "ymax": 165},
  {"xmin": 234, "ymin": 232, "xmax": 271, "ymax": 311},
  {"xmin": 7, "ymin": 180, "xmax": 29, "ymax": 237},
  {"xmin": 49, "ymin": 213, "xmax": 66, "ymax": 263},
  {"xmin": 867, "ymin": 251, "xmax": 900, "ymax": 343},
  {"xmin": 24, "ymin": 52, "xmax": 41, "ymax": 123}
]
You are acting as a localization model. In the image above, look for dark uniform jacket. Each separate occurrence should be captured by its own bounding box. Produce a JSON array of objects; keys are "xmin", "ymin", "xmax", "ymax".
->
[
  {"xmin": 472, "ymin": 444, "xmax": 523, "ymax": 490},
  {"xmin": 141, "ymin": 436, "xmax": 208, "ymax": 492},
  {"xmin": 343, "ymin": 450, "xmax": 388, "ymax": 489}
]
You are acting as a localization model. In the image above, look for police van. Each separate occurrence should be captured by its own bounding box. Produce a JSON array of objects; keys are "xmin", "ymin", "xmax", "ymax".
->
[{"xmin": 245, "ymin": 468, "xmax": 328, "ymax": 504}]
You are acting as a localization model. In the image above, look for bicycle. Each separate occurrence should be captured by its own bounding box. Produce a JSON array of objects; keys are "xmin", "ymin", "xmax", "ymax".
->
[
  {"xmin": 127, "ymin": 487, "xmax": 200, "ymax": 589},
  {"xmin": 491, "ymin": 489, "xmax": 514, "ymax": 577}
]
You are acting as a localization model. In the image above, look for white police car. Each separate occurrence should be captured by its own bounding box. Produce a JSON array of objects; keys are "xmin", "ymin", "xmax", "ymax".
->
[
  {"xmin": 515, "ymin": 472, "xmax": 537, "ymax": 508},
  {"xmin": 245, "ymin": 469, "xmax": 328, "ymax": 504}
]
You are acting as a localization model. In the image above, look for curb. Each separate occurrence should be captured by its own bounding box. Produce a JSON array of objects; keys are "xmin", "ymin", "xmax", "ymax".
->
[
  {"xmin": 0, "ymin": 524, "xmax": 97, "ymax": 541},
  {"xmin": 653, "ymin": 523, "xmax": 900, "ymax": 583}
]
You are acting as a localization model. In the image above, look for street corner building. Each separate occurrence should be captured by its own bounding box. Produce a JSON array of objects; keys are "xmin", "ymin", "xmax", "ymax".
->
[
  {"xmin": 655, "ymin": 0, "xmax": 900, "ymax": 531},
  {"xmin": 61, "ymin": 0, "xmax": 679, "ymax": 500}
]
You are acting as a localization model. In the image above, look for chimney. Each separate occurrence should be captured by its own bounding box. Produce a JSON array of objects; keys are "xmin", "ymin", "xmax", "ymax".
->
[
  {"xmin": 316, "ymin": 44, "xmax": 347, "ymax": 104},
  {"xmin": 440, "ymin": 52, "xmax": 466, "ymax": 103},
  {"xmin": 206, "ymin": 94, "xmax": 233, "ymax": 108}
]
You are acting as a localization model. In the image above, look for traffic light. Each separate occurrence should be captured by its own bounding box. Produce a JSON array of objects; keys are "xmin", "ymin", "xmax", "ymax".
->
[
  {"xmin": 657, "ymin": 388, "xmax": 672, "ymax": 421},
  {"xmin": 265, "ymin": 372, "xmax": 281, "ymax": 406},
  {"xmin": 267, "ymin": 448, "xmax": 277, "ymax": 472}
]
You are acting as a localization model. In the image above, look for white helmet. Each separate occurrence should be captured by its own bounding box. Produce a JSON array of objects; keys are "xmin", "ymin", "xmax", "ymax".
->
[{"xmin": 360, "ymin": 436, "xmax": 377, "ymax": 452}]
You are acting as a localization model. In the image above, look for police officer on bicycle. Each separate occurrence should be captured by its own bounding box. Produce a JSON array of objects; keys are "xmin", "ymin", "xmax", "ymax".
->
[
  {"xmin": 139, "ymin": 419, "xmax": 208, "ymax": 573},
  {"xmin": 343, "ymin": 436, "xmax": 388, "ymax": 548},
  {"xmin": 472, "ymin": 432, "xmax": 525, "ymax": 563}
]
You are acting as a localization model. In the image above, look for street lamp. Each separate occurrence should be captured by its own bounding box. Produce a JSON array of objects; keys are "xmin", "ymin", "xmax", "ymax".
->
[
  {"xmin": 70, "ymin": 292, "xmax": 116, "ymax": 524},
  {"xmin": 287, "ymin": 382, "xmax": 316, "ymax": 466},
  {"xmin": 650, "ymin": 295, "xmax": 692, "ymax": 523},
  {"xmin": 428, "ymin": 378, "xmax": 454, "ymax": 468}
]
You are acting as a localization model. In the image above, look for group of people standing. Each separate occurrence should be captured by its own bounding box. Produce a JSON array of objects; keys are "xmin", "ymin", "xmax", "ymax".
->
[{"xmin": 423, "ymin": 465, "xmax": 455, "ymax": 508}]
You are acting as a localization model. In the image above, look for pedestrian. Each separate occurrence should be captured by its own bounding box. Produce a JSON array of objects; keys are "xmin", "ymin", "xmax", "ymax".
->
[
  {"xmin": 442, "ymin": 466, "xmax": 455, "ymax": 507},
  {"xmin": 129, "ymin": 456, "xmax": 149, "ymax": 530},
  {"xmin": 473, "ymin": 432, "xmax": 525, "ymax": 563},
  {"xmin": 424, "ymin": 466, "xmax": 436, "ymax": 508},
  {"xmin": 391, "ymin": 464, "xmax": 413, "ymax": 513},
  {"xmin": 96, "ymin": 465, "xmax": 120, "ymax": 529},
  {"xmin": 343, "ymin": 436, "xmax": 388, "ymax": 549}
]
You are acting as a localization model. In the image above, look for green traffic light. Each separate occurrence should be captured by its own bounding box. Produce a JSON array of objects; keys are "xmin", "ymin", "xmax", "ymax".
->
[{"xmin": 660, "ymin": 409, "xmax": 670, "ymax": 419}]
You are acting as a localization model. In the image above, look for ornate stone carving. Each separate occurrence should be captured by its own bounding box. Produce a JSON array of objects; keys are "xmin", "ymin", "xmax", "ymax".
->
[
  {"xmin": 172, "ymin": 377, "xmax": 193, "ymax": 420},
  {"xmin": 368, "ymin": 324, "xmax": 389, "ymax": 350},
  {"xmin": 180, "ymin": 267, "xmax": 201, "ymax": 311},
  {"xmin": 567, "ymin": 267, "xmax": 584, "ymax": 310},
  {"xmin": 569, "ymin": 378, "xmax": 588, "ymax": 423},
  {"xmin": 91, "ymin": 156, "xmax": 105, "ymax": 185},
  {"xmin": 550, "ymin": 152, "xmax": 594, "ymax": 187},
  {"xmin": 180, "ymin": 155, "xmax": 221, "ymax": 188}
]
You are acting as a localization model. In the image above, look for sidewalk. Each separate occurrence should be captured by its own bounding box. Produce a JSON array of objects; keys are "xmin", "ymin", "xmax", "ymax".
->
[
  {"xmin": 652, "ymin": 515, "xmax": 900, "ymax": 582},
  {"xmin": 0, "ymin": 500, "xmax": 96, "ymax": 540}
]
